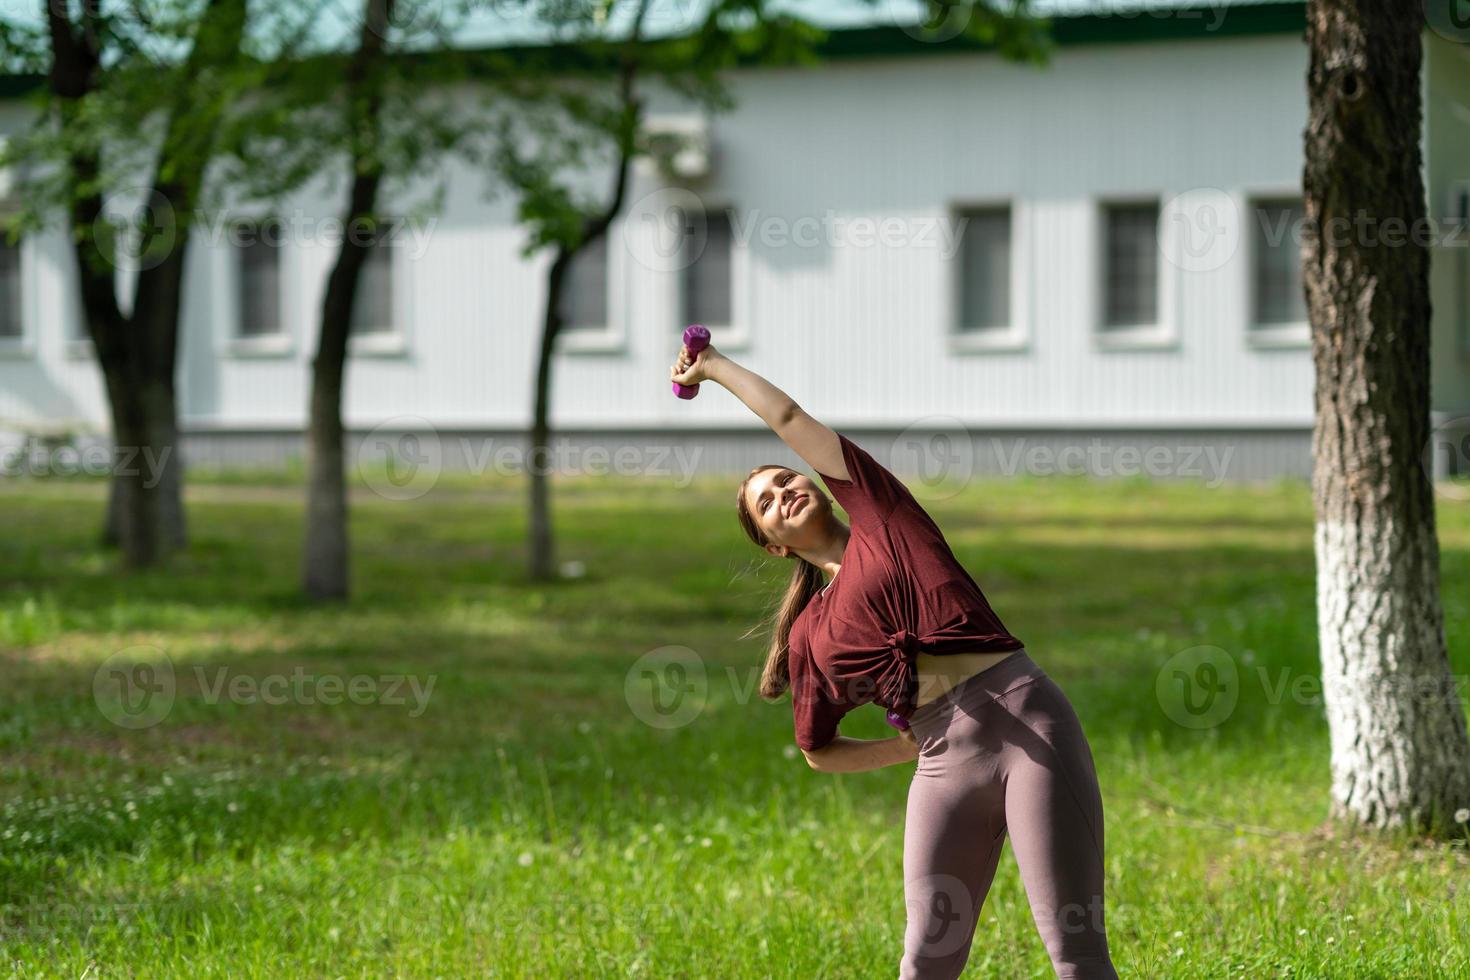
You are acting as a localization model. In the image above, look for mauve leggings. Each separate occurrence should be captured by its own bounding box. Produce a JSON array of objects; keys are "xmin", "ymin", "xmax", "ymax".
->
[{"xmin": 899, "ymin": 650, "xmax": 1119, "ymax": 980}]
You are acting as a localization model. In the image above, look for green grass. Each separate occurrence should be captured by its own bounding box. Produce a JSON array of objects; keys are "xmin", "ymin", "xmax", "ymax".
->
[{"xmin": 1, "ymin": 472, "xmax": 1468, "ymax": 978}]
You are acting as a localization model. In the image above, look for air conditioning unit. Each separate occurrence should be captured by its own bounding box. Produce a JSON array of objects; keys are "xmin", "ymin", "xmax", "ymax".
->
[{"xmin": 640, "ymin": 114, "xmax": 712, "ymax": 182}]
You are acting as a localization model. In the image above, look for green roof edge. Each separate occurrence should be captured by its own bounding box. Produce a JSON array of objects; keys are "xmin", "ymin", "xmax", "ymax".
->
[{"xmin": 0, "ymin": 2, "xmax": 1306, "ymax": 97}]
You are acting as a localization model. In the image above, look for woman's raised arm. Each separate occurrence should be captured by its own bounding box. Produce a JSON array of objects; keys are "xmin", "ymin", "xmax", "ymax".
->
[{"xmin": 671, "ymin": 345, "xmax": 849, "ymax": 480}]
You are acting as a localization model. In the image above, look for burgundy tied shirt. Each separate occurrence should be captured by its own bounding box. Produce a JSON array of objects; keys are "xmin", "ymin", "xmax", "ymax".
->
[{"xmin": 788, "ymin": 432, "xmax": 1024, "ymax": 751}]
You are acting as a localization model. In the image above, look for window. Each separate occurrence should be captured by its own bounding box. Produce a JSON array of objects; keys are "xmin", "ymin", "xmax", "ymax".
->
[
  {"xmin": 1251, "ymin": 199, "xmax": 1306, "ymax": 326},
  {"xmin": 559, "ymin": 234, "xmax": 608, "ymax": 332},
  {"xmin": 957, "ymin": 207, "xmax": 1011, "ymax": 332},
  {"xmin": 1103, "ymin": 202, "xmax": 1159, "ymax": 329},
  {"xmin": 683, "ymin": 208, "xmax": 732, "ymax": 327},
  {"xmin": 350, "ymin": 236, "xmax": 394, "ymax": 336},
  {"xmin": 237, "ymin": 218, "xmax": 283, "ymax": 338},
  {"xmin": 0, "ymin": 237, "xmax": 19, "ymax": 339}
]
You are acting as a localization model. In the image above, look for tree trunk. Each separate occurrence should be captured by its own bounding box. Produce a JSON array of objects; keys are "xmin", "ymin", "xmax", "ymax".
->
[
  {"xmin": 48, "ymin": 0, "xmax": 244, "ymax": 564},
  {"xmin": 1304, "ymin": 0, "xmax": 1470, "ymax": 837},
  {"xmin": 524, "ymin": 40, "xmax": 645, "ymax": 583},
  {"xmin": 300, "ymin": 0, "xmax": 392, "ymax": 601},
  {"xmin": 96, "ymin": 322, "xmax": 188, "ymax": 559},
  {"xmin": 528, "ymin": 250, "xmax": 571, "ymax": 582},
  {"xmin": 301, "ymin": 173, "xmax": 381, "ymax": 601},
  {"xmin": 99, "ymin": 364, "xmax": 160, "ymax": 566},
  {"xmin": 302, "ymin": 318, "xmax": 350, "ymax": 599}
]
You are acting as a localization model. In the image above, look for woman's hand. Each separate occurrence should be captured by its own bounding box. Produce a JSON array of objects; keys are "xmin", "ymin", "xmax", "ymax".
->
[
  {"xmin": 671, "ymin": 341, "xmax": 723, "ymax": 387},
  {"xmin": 897, "ymin": 726, "xmax": 919, "ymax": 761}
]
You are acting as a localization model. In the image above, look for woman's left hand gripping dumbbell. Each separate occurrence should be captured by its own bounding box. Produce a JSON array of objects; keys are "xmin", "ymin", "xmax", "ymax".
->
[{"xmin": 670, "ymin": 337, "xmax": 723, "ymax": 390}]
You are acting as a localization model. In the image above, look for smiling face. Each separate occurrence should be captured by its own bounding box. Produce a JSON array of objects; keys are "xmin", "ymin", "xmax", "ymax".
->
[{"xmin": 739, "ymin": 465, "xmax": 831, "ymax": 555}]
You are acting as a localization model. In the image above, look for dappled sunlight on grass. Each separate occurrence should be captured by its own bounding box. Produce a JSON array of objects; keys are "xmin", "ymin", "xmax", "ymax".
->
[{"xmin": 0, "ymin": 473, "xmax": 1467, "ymax": 975}]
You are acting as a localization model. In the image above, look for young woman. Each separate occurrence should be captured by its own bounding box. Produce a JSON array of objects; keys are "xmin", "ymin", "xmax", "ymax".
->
[{"xmin": 671, "ymin": 343, "xmax": 1119, "ymax": 980}]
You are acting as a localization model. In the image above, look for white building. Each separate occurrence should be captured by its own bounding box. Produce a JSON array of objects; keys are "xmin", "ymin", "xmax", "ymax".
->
[{"xmin": 2, "ymin": 0, "xmax": 1468, "ymax": 484}]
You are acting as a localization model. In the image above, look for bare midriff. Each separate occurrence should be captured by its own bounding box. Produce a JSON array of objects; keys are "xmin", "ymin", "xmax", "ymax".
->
[{"xmin": 912, "ymin": 648, "xmax": 1023, "ymax": 709}]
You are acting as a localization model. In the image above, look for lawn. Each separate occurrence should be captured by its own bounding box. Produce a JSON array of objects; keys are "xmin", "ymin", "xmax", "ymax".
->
[{"xmin": 1, "ymin": 471, "xmax": 1468, "ymax": 978}]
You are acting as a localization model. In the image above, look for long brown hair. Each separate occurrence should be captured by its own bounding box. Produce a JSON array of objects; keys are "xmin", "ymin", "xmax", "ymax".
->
[{"xmin": 736, "ymin": 464, "xmax": 827, "ymax": 701}]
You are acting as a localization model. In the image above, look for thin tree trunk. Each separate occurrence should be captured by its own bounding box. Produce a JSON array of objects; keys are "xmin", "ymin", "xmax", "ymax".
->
[
  {"xmin": 301, "ymin": 0, "xmax": 392, "ymax": 601},
  {"xmin": 302, "ymin": 178, "xmax": 379, "ymax": 600},
  {"xmin": 525, "ymin": 10, "xmax": 649, "ymax": 582},
  {"xmin": 1304, "ymin": 0, "xmax": 1470, "ymax": 837},
  {"xmin": 302, "ymin": 294, "xmax": 352, "ymax": 599},
  {"xmin": 528, "ymin": 252, "xmax": 571, "ymax": 582}
]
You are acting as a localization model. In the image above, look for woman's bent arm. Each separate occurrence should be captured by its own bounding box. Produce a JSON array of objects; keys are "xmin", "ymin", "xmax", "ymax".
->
[{"xmin": 802, "ymin": 734, "xmax": 918, "ymax": 773}]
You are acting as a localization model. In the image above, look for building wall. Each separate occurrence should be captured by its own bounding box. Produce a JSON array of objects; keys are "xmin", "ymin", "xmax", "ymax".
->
[
  {"xmin": 1, "ymin": 27, "xmax": 1459, "ymax": 481},
  {"xmin": 1426, "ymin": 32, "xmax": 1470, "ymax": 420}
]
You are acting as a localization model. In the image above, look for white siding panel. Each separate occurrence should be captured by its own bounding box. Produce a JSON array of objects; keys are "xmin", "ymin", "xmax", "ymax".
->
[{"xmin": 1, "ymin": 31, "xmax": 1424, "ymax": 437}]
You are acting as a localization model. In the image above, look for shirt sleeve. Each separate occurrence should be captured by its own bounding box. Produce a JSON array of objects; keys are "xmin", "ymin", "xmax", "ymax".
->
[
  {"xmin": 789, "ymin": 634, "xmax": 848, "ymax": 752},
  {"xmin": 815, "ymin": 432, "xmax": 921, "ymax": 531}
]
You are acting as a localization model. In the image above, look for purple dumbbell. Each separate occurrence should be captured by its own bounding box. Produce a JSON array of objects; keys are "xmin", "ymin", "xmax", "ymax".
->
[
  {"xmin": 672, "ymin": 324, "xmax": 711, "ymax": 399},
  {"xmin": 886, "ymin": 709, "xmax": 911, "ymax": 732}
]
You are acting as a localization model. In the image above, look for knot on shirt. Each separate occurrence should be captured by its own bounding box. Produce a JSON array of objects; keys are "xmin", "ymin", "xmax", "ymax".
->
[{"xmin": 886, "ymin": 628, "xmax": 922, "ymax": 661}]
